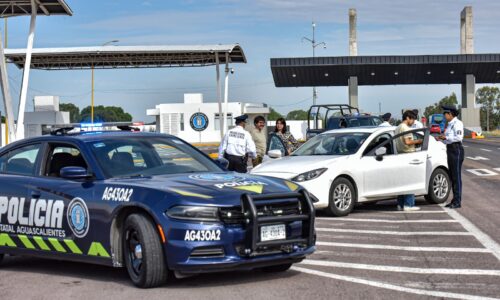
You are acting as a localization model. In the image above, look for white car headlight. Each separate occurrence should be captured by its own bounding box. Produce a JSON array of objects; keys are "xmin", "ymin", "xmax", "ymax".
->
[{"xmin": 292, "ymin": 168, "xmax": 327, "ymax": 182}]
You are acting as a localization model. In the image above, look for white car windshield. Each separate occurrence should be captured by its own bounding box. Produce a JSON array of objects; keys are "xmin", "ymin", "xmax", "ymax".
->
[{"xmin": 293, "ymin": 132, "xmax": 370, "ymax": 156}]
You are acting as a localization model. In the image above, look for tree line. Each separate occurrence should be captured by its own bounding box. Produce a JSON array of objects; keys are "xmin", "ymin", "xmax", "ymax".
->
[{"xmin": 59, "ymin": 103, "xmax": 133, "ymax": 123}]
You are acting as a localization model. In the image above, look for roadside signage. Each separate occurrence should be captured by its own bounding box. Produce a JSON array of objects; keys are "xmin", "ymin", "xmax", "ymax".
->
[{"xmin": 190, "ymin": 112, "xmax": 209, "ymax": 131}]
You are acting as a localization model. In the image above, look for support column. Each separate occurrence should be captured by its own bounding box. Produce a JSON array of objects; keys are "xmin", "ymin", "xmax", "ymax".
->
[
  {"xmin": 460, "ymin": 7, "xmax": 473, "ymax": 54},
  {"xmin": 215, "ymin": 52, "xmax": 223, "ymax": 140},
  {"xmin": 16, "ymin": 0, "xmax": 37, "ymax": 140},
  {"xmin": 348, "ymin": 76, "xmax": 358, "ymax": 108},
  {"xmin": 461, "ymin": 74, "xmax": 480, "ymax": 131},
  {"xmin": 348, "ymin": 8, "xmax": 359, "ymax": 109},
  {"xmin": 0, "ymin": 29, "xmax": 16, "ymax": 142},
  {"xmin": 223, "ymin": 52, "xmax": 229, "ymax": 134}
]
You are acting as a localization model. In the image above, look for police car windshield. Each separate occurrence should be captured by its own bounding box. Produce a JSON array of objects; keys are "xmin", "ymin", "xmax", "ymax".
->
[
  {"xmin": 293, "ymin": 132, "xmax": 370, "ymax": 156},
  {"xmin": 88, "ymin": 137, "xmax": 221, "ymax": 178}
]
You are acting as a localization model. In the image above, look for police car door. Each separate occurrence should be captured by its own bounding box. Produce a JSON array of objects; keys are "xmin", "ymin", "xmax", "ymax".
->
[
  {"xmin": 0, "ymin": 143, "xmax": 42, "ymax": 249},
  {"xmin": 28, "ymin": 142, "xmax": 106, "ymax": 261}
]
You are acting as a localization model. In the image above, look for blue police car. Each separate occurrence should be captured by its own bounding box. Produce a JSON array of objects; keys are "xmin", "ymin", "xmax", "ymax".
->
[{"xmin": 0, "ymin": 128, "xmax": 315, "ymax": 288}]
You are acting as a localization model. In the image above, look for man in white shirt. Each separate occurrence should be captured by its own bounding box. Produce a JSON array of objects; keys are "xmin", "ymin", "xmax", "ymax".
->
[
  {"xmin": 218, "ymin": 114, "xmax": 257, "ymax": 173},
  {"xmin": 379, "ymin": 112, "xmax": 392, "ymax": 127},
  {"xmin": 411, "ymin": 109, "xmax": 424, "ymax": 129}
]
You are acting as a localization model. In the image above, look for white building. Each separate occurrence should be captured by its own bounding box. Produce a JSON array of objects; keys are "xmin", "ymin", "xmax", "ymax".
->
[{"xmin": 147, "ymin": 93, "xmax": 269, "ymax": 143}]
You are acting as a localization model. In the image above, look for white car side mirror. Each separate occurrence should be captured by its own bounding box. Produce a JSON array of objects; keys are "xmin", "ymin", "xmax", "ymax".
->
[
  {"xmin": 268, "ymin": 149, "xmax": 283, "ymax": 159},
  {"xmin": 375, "ymin": 147, "xmax": 387, "ymax": 161}
]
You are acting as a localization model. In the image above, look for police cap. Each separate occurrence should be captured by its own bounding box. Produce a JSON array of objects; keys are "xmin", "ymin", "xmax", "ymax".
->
[
  {"xmin": 234, "ymin": 114, "xmax": 248, "ymax": 122},
  {"xmin": 441, "ymin": 105, "xmax": 458, "ymax": 115},
  {"xmin": 382, "ymin": 112, "xmax": 391, "ymax": 121}
]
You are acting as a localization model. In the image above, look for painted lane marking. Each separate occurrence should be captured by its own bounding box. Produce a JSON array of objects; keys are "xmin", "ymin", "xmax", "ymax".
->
[
  {"xmin": 444, "ymin": 207, "xmax": 500, "ymax": 261},
  {"xmin": 292, "ymin": 266, "xmax": 500, "ymax": 300},
  {"xmin": 466, "ymin": 156, "xmax": 489, "ymax": 161},
  {"xmin": 463, "ymin": 145, "xmax": 469, "ymax": 147},
  {"xmin": 316, "ymin": 227, "xmax": 472, "ymax": 236},
  {"xmin": 316, "ymin": 217, "xmax": 457, "ymax": 223},
  {"xmin": 300, "ymin": 259, "xmax": 500, "ymax": 276},
  {"xmin": 465, "ymin": 169, "xmax": 498, "ymax": 177},
  {"xmin": 354, "ymin": 210, "xmax": 446, "ymax": 214},
  {"xmin": 494, "ymin": 168, "xmax": 500, "ymax": 172},
  {"xmin": 480, "ymin": 148, "xmax": 493, "ymax": 152},
  {"xmin": 316, "ymin": 241, "xmax": 491, "ymax": 253}
]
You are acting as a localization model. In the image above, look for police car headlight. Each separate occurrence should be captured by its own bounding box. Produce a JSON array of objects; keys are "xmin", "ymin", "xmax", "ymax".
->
[
  {"xmin": 167, "ymin": 206, "xmax": 220, "ymax": 222},
  {"xmin": 292, "ymin": 168, "xmax": 327, "ymax": 182}
]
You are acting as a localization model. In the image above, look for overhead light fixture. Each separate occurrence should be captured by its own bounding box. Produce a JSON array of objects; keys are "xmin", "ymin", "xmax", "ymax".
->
[
  {"xmin": 370, "ymin": 72, "xmax": 375, "ymax": 76},
  {"xmin": 427, "ymin": 71, "xmax": 431, "ymax": 75},
  {"xmin": 497, "ymin": 70, "xmax": 500, "ymax": 74},
  {"xmin": 394, "ymin": 71, "xmax": 399, "ymax": 76},
  {"xmin": 450, "ymin": 70, "xmax": 455, "ymax": 74},
  {"xmin": 324, "ymin": 73, "xmax": 329, "ymax": 77},
  {"xmin": 292, "ymin": 73, "xmax": 297, "ymax": 78}
]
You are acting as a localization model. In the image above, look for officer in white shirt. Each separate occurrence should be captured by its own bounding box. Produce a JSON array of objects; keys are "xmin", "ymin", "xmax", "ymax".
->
[
  {"xmin": 379, "ymin": 112, "xmax": 392, "ymax": 127},
  {"xmin": 411, "ymin": 109, "xmax": 424, "ymax": 129},
  {"xmin": 437, "ymin": 105, "xmax": 464, "ymax": 209},
  {"xmin": 218, "ymin": 114, "xmax": 257, "ymax": 173}
]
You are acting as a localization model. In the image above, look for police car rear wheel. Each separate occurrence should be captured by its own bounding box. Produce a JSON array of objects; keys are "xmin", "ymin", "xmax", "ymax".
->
[
  {"xmin": 261, "ymin": 263, "xmax": 292, "ymax": 272},
  {"xmin": 123, "ymin": 213, "xmax": 168, "ymax": 288},
  {"xmin": 327, "ymin": 178, "xmax": 356, "ymax": 217},
  {"xmin": 425, "ymin": 168, "xmax": 451, "ymax": 204}
]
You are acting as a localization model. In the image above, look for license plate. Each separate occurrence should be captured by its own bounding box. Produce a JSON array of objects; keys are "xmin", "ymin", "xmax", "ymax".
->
[{"xmin": 260, "ymin": 224, "xmax": 286, "ymax": 242}]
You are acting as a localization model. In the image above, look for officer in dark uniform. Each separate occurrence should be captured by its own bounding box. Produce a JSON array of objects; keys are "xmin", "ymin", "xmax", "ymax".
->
[
  {"xmin": 218, "ymin": 114, "xmax": 257, "ymax": 173},
  {"xmin": 438, "ymin": 105, "xmax": 464, "ymax": 209}
]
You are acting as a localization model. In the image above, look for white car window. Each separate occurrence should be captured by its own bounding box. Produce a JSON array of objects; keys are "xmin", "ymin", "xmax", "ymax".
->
[{"xmin": 293, "ymin": 132, "xmax": 370, "ymax": 156}]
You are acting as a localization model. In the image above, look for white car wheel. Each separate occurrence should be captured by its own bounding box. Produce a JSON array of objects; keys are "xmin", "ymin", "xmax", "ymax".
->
[
  {"xmin": 425, "ymin": 168, "xmax": 451, "ymax": 204},
  {"xmin": 328, "ymin": 178, "xmax": 356, "ymax": 217}
]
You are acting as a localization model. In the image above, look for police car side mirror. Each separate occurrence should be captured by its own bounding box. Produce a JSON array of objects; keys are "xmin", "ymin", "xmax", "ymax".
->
[
  {"xmin": 375, "ymin": 147, "xmax": 387, "ymax": 161},
  {"xmin": 215, "ymin": 158, "xmax": 229, "ymax": 170},
  {"xmin": 268, "ymin": 149, "xmax": 282, "ymax": 159},
  {"xmin": 60, "ymin": 166, "xmax": 93, "ymax": 179}
]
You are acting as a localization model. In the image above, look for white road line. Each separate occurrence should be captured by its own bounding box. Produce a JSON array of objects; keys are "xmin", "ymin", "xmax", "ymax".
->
[
  {"xmin": 293, "ymin": 266, "xmax": 499, "ymax": 300},
  {"xmin": 480, "ymin": 148, "xmax": 493, "ymax": 152},
  {"xmin": 316, "ymin": 217, "xmax": 457, "ymax": 223},
  {"xmin": 317, "ymin": 241, "xmax": 492, "ymax": 253},
  {"xmin": 444, "ymin": 208, "xmax": 500, "ymax": 261},
  {"xmin": 300, "ymin": 259, "xmax": 500, "ymax": 276},
  {"xmin": 354, "ymin": 210, "xmax": 446, "ymax": 214},
  {"xmin": 316, "ymin": 227, "xmax": 472, "ymax": 236},
  {"xmin": 494, "ymin": 168, "xmax": 500, "ymax": 172},
  {"xmin": 463, "ymin": 145, "xmax": 469, "ymax": 148},
  {"xmin": 465, "ymin": 169, "xmax": 499, "ymax": 176},
  {"xmin": 466, "ymin": 156, "xmax": 490, "ymax": 161}
]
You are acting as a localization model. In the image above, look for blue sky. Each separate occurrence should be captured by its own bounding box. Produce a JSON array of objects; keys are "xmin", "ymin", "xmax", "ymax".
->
[{"xmin": 3, "ymin": 0, "xmax": 500, "ymax": 121}]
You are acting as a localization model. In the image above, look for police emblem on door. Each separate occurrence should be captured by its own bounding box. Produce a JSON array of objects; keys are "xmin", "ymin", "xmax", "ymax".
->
[
  {"xmin": 190, "ymin": 113, "xmax": 209, "ymax": 131},
  {"xmin": 67, "ymin": 198, "xmax": 90, "ymax": 238}
]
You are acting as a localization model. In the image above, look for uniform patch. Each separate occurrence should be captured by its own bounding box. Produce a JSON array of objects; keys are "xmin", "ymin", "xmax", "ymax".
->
[{"xmin": 67, "ymin": 198, "xmax": 89, "ymax": 238}]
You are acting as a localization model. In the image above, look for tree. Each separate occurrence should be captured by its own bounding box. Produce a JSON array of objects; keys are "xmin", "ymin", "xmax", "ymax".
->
[
  {"xmin": 80, "ymin": 105, "xmax": 133, "ymax": 123},
  {"xmin": 59, "ymin": 103, "xmax": 81, "ymax": 123},
  {"xmin": 423, "ymin": 93, "xmax": 459, "ymax": 118},
  {"xmin": 286, "ymin": 109, "xmax": 308, "ymax": 120},
  {"xmin": 267, "ymin": 108, "xmax": 283, "ymax": 121},
  {"xmin": 476, "ymin": 86, "xmax": 500, "ymax": 132},
  {"xmin": 1, "ymin": 116, "xmax": 5, "ymax": 123}
]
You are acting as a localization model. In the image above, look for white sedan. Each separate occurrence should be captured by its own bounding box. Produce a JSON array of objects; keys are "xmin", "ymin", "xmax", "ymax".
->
[{"xmin": 251, "ymin": 127, "xmax": 451, "ymax": 216}]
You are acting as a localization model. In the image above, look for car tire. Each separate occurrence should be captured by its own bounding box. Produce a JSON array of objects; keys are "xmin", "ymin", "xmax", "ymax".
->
[
  {"xmin": 123, "ymin": 213, "xmax": 168, "ymax": 288},
  {"xmin": 425, "ymin": 168, "xmax": 451, "ymax": 204},
  {"xmin": 0, "ymin": 253, "xmax": 4, "ymax": 264},
  {"xmin": 261, "ymin": 263, "xmax": 292, "ymax": 273},
  {"xmin": 327, "ymin": 177, "xmax": 356, "ymax": 217}
]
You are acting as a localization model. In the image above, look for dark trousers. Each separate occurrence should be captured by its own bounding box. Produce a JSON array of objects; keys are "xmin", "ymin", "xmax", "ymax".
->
[
  {"xmin": 447, "ymin": 143, "xmax": 464, "ymax": 205},
  {"xmin": 224, "ymin": 153, "xmax": 248, "ymax": 173}
]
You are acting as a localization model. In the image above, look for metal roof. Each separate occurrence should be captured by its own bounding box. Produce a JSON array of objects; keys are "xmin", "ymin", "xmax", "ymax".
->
[
  {"xmin": 271, "ymin": 54, "xmax": 500, "ymax": 87},
  {"xmin": 0, "ymin": 0, "xmax": 72, "ymax": 17},
  {"xmin": 4, "ymin": 44, "xmax": 247, "ymax": 70}
]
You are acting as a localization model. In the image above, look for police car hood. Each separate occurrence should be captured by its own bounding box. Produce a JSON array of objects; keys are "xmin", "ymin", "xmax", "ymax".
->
[{"xmin": 112, "ymin": 172, "xmax": 298, "ymax": 206}]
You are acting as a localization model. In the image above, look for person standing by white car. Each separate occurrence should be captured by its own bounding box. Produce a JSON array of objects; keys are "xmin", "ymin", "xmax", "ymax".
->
[
  {"xmin": 395, "ymin": 110, "xmax": 423, "ymax": 211},
  {"xmin": 379, "ymin": 112, "xmax": 392, "ymax": 127},
  {"xmin": 411, "ymin": 109, "xmax": 424, "ymax": 129}
]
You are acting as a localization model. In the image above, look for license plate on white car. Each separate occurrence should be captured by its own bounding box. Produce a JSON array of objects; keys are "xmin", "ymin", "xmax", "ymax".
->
[{"xmin": 260, "ymin": 224, "xmax": 286, "ymax": 242}]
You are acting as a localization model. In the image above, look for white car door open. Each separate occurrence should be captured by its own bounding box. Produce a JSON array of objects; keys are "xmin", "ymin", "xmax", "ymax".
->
[{"xmin": 361, "ymin": 129, "xmax": 428, "ymax": 198}]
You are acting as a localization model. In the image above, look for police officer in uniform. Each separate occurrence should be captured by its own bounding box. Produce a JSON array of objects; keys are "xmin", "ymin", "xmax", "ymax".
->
[
  {"xmin": 438, "ymin": 105, "xmax": 464, "ymax": 209},
  {"xmin": 218, "ymin": 114, "xmax": 257, "ymax": 173}
]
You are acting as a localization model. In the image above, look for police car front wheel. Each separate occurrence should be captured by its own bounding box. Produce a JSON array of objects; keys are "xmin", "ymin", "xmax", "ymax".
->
[{"xmin": 123, "ymin": 213, "xmax": 168, "ymax": 288}]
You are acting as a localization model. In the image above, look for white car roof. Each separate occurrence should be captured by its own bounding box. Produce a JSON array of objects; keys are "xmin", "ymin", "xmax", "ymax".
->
[{"xmin": 321, "ymin": 126, "xmax": 395, "ymax": 135}]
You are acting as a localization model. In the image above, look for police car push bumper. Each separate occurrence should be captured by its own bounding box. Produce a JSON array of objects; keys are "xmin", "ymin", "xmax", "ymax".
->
[{"xmin": 164, "ymin": 190, "xmax": 315, "ymax": 273}]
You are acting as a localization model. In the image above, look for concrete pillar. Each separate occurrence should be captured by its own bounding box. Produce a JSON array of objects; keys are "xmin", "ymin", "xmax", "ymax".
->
[
  {"xmin": 460, "ymin": 6, "xmax": 473, "ymax": 54},
  {"xmin": 349, "ymin": 8, "xmax": 357, "ymax": 56},
  {"xmin": 348, "ymin": 76, "xmax": 358, "ymax": 108},
  {"xmin": 461, "ymin": 74, "xmax": 481, "ymax": 131},
  {"xmin": 348, "ymin": 9, "xmax": 359, "ymax": 108}
]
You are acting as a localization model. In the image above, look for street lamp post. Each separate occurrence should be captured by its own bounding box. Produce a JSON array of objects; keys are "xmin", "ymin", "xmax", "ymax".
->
[
  {"xmin": 302, "ymin": 21, "xmax": 326, "ymax": 106},
  {"xmin": 91, "ymin": 40, "xmax": 119, "ymax": 123}
]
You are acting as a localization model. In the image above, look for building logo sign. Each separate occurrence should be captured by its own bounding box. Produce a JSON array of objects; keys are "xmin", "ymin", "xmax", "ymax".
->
[{"xmin": 190, "ymin": 113, "xmax": 209, "ymax": 131}]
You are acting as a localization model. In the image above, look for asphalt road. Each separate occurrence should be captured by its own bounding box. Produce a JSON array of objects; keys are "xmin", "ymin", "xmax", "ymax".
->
[{"xmin": 1, "ymin": 138, "xmax": 499, "ymax": 300}]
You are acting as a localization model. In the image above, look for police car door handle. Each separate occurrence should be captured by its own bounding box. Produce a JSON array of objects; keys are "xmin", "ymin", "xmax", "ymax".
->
[
  {"xmin": 31, "ymin": 191, "xmax": 41, "ymax": 199},
  {"xmin": 409, "ymin": 159, "xmax": 424, "ymax": 165}
]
